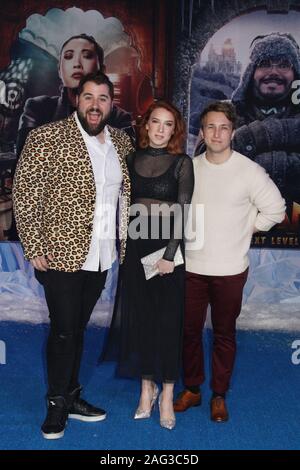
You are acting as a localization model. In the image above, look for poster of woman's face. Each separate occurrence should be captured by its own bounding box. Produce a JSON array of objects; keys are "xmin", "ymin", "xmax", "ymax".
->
[{"xmin": 0, "ymin": 6, "xmax": 152, "ymax": 241}]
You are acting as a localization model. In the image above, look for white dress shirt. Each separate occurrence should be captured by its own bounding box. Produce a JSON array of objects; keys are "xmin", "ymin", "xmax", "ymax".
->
[{"xmin": 75, "ymin": 112, "xmax": 123, "ymax": 272}]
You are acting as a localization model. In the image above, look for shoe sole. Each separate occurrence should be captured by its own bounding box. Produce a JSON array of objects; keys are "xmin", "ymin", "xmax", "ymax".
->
[
  {"xmin": 134, "ymin": 413, "xmax": 151, "ymax": 419},
  {"xmin": 42, "ymin": 430, "xmax": 65, "ymax": 439},
  {"xmin": 68, "ymin": 413, "xmax": 107, "ymax": 422},
  {"xmin": 211, "ymin": 416, "xmax": 229, "ymax": 422},
  {"xmin": 174, "ymin": 401, "xmax": 202, "ymax": 412}
]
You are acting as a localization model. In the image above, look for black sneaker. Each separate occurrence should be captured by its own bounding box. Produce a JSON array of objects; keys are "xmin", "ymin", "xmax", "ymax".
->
[
  {"xmin": 41, "ymin": 396, "xmax": 68, "ymax": 439},
  {"xmin": 68, "ymin": 397, "xmax": 106, "ymax": 422}
]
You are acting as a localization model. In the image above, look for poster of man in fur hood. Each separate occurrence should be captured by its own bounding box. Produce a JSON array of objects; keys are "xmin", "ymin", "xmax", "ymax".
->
[{"xmin": 188, "ymin": 8, "xmax": 300, "ymax": 248}]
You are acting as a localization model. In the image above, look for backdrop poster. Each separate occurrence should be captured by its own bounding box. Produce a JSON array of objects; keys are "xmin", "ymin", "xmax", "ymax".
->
[
  {"xmin": 0, "ymin": 3, "xmax": 154, "ymax": 241},
  {"xmin": 174, "ymin": 0, "xmax": 300, "ymax": 249}
]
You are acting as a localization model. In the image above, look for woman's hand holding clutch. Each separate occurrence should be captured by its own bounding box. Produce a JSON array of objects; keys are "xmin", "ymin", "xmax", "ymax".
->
[
  {"xmin": 156, "ymin": 259, "xmax": 175, "ymax": 276},
  {"xmin": 141, "ymin": 246, "xmax": 183, "ymax": 280}
]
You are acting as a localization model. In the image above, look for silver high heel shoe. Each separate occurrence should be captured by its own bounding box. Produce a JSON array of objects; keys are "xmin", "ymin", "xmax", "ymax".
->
[
  {"xmin": 158, "ymin": 393, "xmax": 176, "ymax": 430},
  {"xmin": 134, "ymin": 383, "xmax": 159, "ymax": 419}
]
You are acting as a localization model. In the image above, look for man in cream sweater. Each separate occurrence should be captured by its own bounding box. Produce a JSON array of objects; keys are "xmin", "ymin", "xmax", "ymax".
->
[{"xmin": 174, "ymin": 101, "xmax": 286, "ymax": 422}]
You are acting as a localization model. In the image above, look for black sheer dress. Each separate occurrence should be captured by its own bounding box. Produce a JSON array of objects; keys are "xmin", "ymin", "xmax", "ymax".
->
[{"xmin": 104, "ymin": 146, "xmax": 194, "ymax": 383}]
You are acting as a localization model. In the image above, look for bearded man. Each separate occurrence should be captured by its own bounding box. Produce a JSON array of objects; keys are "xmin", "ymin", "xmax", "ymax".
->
[
  {"xmin": 230, "ymin": 32, "xmax": 300, "ymax": 213},
  {"xmin": 13, "ymin": 72, "xmax": 133, "ymax": 439}
]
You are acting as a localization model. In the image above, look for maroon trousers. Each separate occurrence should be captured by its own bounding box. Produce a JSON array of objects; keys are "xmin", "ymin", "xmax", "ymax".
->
[{"xmin": 183, "ymin": 268, "xmax": 248, "ymax": 395}]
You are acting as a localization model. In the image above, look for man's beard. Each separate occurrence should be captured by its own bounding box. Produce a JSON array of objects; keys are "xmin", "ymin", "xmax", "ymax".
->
[
  {"xmin": 77, "ymin": 107, "xmax": 111, "ymax": 136},
  {"xmin": 253, "ymin": 76, "xmax": 291, "ymax": 104}
]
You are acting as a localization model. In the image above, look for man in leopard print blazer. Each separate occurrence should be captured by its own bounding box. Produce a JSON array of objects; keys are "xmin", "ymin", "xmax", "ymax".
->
[{"xmin": 13, "ymin": 72, "xmax": 133, "ymax": 439}]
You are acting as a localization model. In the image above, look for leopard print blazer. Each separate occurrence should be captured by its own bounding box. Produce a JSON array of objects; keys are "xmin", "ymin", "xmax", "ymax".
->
[{"xmin": 13, "ymin": 113, "xmax": 133, "ymax": 272}]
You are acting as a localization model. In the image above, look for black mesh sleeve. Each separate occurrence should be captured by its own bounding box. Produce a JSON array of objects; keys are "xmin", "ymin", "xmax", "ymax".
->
[{"xmin": 163, "ymin": 155, "xmax": 194, "ymax": 261}]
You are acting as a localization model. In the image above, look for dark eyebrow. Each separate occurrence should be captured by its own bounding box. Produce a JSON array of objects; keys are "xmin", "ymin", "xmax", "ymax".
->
[
  {"xmin": 151, "ymin": 117, "xmax": 174, "ymax": 124},
  {"xmin": 82, "ymin": 92, "xmax": 109, "ymax": 99},
  {"xmin": 81, "ymin": 48, "xmax": 96, "ymax": 54},
  {"xmin": 63, "ymin": 47, "xmax": 95, "ymax": 54}
]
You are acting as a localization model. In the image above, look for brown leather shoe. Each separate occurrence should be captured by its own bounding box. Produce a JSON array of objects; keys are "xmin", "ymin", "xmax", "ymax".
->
[
  {"xmin": 210, "ymin": 396, "xmax": 229, "ymax": 422},
  {"xmin": 173, "ymin": 390, "xmax": 201, "ymax": 412}
]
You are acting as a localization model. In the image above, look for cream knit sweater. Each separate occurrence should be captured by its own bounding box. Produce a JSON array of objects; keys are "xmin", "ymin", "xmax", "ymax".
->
[{"xmin": 185, "ymin": 151, "xmax": 286, "ymax": 276}]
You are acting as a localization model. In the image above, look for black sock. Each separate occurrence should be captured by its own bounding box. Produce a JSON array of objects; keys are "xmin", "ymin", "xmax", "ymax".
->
[
  {"xmin": 212, "ymin": 391, "xmax": 226, "ymax": 399},
  {"xmin": 187, "ymin": 385, "xmax": 200, "ymax": 394}
]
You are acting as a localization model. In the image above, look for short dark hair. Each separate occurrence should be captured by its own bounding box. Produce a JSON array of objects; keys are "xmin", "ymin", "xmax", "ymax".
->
[
  {"xmin": 200, "ymin": 101, "xmax": 237, "ymax": 129},
  {"xmin": 60, "ymin": 34, "xmax": 104, "ymax": 70},
  {"xmin": 77, "ymin": 72, "xmax": 114, "ymax": 99}
]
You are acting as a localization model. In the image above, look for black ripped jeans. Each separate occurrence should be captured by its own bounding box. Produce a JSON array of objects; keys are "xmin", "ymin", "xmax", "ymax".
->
[{"xmin": 35, "ymin": 268, "xmax": 107, "ymax": 398}]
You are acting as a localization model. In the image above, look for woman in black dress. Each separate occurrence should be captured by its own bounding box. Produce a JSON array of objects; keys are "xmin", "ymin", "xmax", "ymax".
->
[{"xmin": 114, "ymin": 101, "xmax": 194, "ymax": 429}]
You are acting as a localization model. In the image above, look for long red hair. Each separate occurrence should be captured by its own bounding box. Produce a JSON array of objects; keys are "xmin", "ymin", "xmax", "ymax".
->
[{"xmin": 138, "ymin": 100, "xmax": 186, "ymax": 154}]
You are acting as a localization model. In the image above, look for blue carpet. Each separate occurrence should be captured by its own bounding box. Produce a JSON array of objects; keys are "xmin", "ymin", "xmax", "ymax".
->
[{"xmin": 0, "ymin": 321, "xmax": 299, "ymax": 450}]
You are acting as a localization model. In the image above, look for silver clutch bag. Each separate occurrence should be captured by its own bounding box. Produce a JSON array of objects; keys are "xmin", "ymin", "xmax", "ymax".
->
[{"xmin": 140, "ymin": 246, "xmax": 184, "ymax": 280}]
